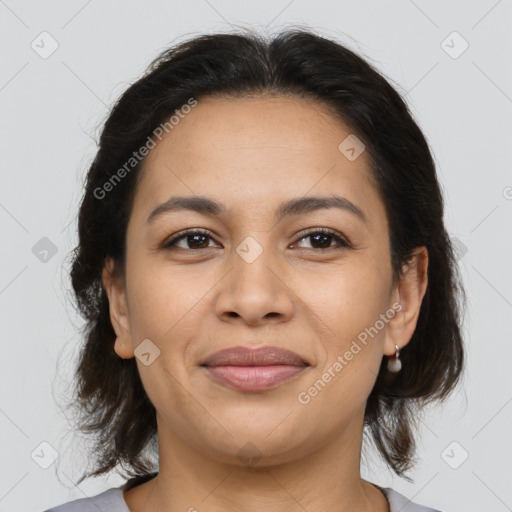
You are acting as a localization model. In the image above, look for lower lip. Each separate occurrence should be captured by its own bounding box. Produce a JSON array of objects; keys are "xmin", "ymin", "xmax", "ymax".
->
[{"xmin": 202, "ymin": 364, "xmax": 308, "ymax": 391}]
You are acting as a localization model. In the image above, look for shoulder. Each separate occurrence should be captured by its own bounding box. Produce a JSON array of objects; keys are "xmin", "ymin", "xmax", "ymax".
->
[
  {"xmin": 41, "ymin": 487, "xmax": 128, "ymax": 512},
  {"xmin": 381, "ymin": 487, "xmax": 442, "ymax": 512}
]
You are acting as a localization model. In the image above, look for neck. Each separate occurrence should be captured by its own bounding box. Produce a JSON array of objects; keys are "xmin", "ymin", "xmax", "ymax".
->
[{"xmin": 132, "ymin": 409, "xmax": 389, "ymax": 512}]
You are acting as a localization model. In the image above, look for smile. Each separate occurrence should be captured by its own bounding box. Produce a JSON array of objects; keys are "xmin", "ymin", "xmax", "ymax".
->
[{"xmin": 202, "ymin": 364, "xmax": 309, "ymax": 392}]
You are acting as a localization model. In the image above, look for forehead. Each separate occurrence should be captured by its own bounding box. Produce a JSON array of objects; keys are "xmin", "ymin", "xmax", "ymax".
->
[
  {"xmin": 144, "ymin": 94, "xmax": 361, "ymax": 164},
  {"xmin": 133, "ymin": 94, "xmax": 383, "ymax": 224}
]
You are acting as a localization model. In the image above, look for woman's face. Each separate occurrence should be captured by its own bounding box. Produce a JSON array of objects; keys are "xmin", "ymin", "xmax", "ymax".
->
[{"xmin": 103, "ymin": 94, "xmax": 422, "ymax": 465}]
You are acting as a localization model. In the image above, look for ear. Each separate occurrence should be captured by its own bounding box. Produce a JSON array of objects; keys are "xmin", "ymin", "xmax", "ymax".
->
[
  {"xmin": 384, "ymin": 247, "xmax": 429, "ymax": 356},
  {"xmin": 101, "ymin": 257, "xmax": 134, "ymax": 359}
]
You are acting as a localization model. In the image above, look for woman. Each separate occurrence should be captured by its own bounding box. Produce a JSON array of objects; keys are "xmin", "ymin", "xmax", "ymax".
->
[{"xmin": 44, "ymin": 27, "xmax": 465, "ymax": 512}]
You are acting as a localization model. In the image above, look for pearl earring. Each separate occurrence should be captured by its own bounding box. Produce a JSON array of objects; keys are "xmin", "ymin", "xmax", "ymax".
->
[{"xmin": 387, "ymin": 344, "xmax": 402, "ymax": 373}]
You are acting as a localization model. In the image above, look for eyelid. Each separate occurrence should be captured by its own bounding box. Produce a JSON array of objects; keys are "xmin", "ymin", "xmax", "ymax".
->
[
  {"xmin": 162, "ymin": 228, "xmax": 215, "ymax": 249},
  {"xmin": 293, "ymin": 227, "xmax": 351, "ymax": 248},
  {"xmin": 162, "ymin": 227, "xmax": 352, "ymax": 250}
]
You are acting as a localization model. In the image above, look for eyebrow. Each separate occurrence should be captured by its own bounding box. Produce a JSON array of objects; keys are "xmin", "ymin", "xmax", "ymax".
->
[{"xmin": 146, "ymin": 194, "xmax": 368, "ymax": 225}]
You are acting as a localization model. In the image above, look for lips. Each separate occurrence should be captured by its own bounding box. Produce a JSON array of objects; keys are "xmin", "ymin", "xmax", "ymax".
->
[
  {"xmin": 200, "ymin": 346, "xmax": 310, "ymax": 392},
  {"xmin": 201, "ymin": 345, "xmax": 309, "ymax": 367}
]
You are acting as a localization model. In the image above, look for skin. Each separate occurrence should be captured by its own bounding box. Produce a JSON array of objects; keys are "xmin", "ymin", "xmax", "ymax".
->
[{"xmin": 102, "ymin": 94, "xmax": 428, "ymax": 512}]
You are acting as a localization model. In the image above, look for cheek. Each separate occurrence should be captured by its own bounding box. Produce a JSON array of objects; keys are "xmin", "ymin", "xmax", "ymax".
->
[
  {"xmin": 126, "ymin": 269, "xmax": 193, "ymax": 401},
  {"xmin": 304, "ymin": 260, "xmax": 390, "ymax": 337},
  {"xmin": 126, "ymin": 261, "xmax": 185, "ymax": 343},
  {"xmin": 299, "ymin": 267, "xmax": 390, "ymax": 414},
  {"xmin": 126, "ymin": 256, "xmax": 211, "ymax": 368}
]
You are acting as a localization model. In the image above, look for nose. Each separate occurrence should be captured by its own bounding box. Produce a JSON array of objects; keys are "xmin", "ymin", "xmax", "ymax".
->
[{"xmin": 214, "ymin": 244, "xmax": 295, "ymax": 327}]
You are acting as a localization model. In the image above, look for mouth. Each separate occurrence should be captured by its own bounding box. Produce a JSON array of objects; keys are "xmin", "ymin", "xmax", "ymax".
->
[{"xmin": 200, "ymin": 345, "xmax": 310, "ymax": 392}]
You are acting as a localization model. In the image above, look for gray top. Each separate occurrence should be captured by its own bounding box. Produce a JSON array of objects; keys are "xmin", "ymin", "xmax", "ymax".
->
[{"xmin": 42, "ymin": 485, "xmax": 441, "ymax": 511}]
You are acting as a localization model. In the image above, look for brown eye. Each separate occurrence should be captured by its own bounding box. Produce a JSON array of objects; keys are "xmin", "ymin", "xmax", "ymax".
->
[
  {"xmin": 162, "ymin": 227, "xmax": 351, "ymax": 252},
  {"xmin": 163, "ymin": 229, "xmax": 216, "ymax": 250},
  {"xmin": 294, "ymin": 228, "xmax": 350, "ymax": 250}
]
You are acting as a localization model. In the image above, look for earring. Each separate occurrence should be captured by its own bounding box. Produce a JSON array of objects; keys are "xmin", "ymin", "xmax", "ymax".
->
[{"xmin": 387, "ymin": 344, "xmax": 402, "ymax": 373}]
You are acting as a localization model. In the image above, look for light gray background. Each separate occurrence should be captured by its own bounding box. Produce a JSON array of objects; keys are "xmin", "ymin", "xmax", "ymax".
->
[{"xmin": 1, "ymin": 1, "xmax": 511, "ymax": 511}]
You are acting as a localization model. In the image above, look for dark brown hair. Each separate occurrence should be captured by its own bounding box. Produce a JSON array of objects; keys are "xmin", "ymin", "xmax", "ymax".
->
[{"xmin": 64, "ymin": 27, "xmax": 465, "ymax": 485}]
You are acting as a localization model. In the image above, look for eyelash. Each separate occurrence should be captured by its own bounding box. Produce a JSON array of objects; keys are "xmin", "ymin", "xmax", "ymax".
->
[{"xmin": 161, "ymin": 227, "xmax": 351, "ymax": 251}]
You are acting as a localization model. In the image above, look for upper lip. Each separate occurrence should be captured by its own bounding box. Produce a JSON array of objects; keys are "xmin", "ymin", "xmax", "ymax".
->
[{"xmin": 201, "ymin": 346, "xmax": 310, "ymax": 367}]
